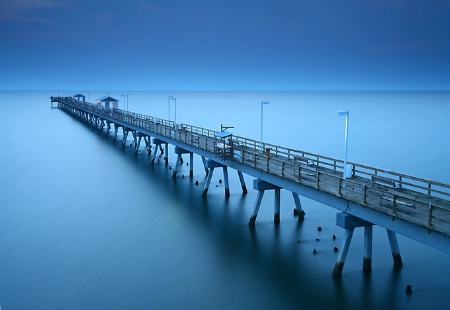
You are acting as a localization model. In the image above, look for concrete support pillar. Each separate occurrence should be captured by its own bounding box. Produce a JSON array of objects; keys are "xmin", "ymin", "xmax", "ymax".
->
[
  {"xmin": 249, "ymin": 190, "xmax": 265, "ymax": 226},
  {"xmin": 173, "ymin": 147, "xmax": 191, "ymax": 178},
  {"xmin": 113, "ymin": 124, "xmax": 120, "ymax": 141},
  {"xmin": 237, "ymin": 171, "xmax": 248, "ymax": 194},
  {"xmin": 136, "ymin": 133, "xmax": 143, "ymax": 154},
  {"xmin": 201, "ymin": 156, "xmax": 208, "ymax": 175},
  {"xmin": 122, "ymin": 128, "xmax": 129, "ymax": 148},
  {"xmin": 202, "ymin": 160, "xmax": 232, "ymax": 197},
  {"xmin": 131, "ymin": 131, "xmax": 137, "ymax": 149},
  {"xmin": 334, "ymin": 212, "xmax": 374, "ymax": 277},
  {"xmin": 151, "ymin": 138, "xmax": 166, "ymax": 164},
  {"xmin": 143, "ymin": 136, "xmax": 151, "ymax": 155},
  {"xmin": 189, "ymin": 153, "xmax": 194, "ymax": 177},
  {"xmin": 105, "ymin": 121, "xmax": 111, "ymax": 136},
  {"xmin": 292, "ymin": 192, "xmax": 305, "ymax": 221},
  {"xmin": 202, "ymin": 167, "xmax": 215, "ymax": 197},
  {"xmin": 223, "ymin": 166, "xmax": 230, "ymax": 197},
  {"xmin": 363, "ymin": 225, "xmax": 373, "ymax": 273},
  {"xmin": 387, "ymin": 229, "xmax": 403, "ymax": 268},
  {"xmin": 173, "ymin": 154, "xmax": 182, "ymax": 178},
  {"xmin": 150, "ymin": 146, "xmax": 158, "ymax": 164},
  {"xmin": 333, "ymin": 228, "xmax": 355, "ymax": 278},
  {"xmin": 249, "ymin": 180, "xmax": 281, "ymax": 225},
  {"xmin": 274, "ymin": 188, "xmax": 281, "ymax": 224},
  {"xmin": 165, "ymin": 143, "xmax": 169, "ymax": 166}
]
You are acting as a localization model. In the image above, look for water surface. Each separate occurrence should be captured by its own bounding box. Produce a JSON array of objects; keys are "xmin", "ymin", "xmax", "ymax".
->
[{"xmin": 1, "ymin": 90, "xmax": 449, "ymax": 309}]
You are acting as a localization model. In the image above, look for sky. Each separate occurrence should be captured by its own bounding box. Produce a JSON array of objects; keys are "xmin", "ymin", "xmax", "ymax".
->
[{"xmin": 1, "ymin": 0, "xmax": 450, "ymax": 91}]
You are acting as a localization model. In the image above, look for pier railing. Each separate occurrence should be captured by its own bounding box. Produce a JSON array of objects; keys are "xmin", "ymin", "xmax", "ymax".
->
[{"xmin": 53, "ymin": 96, "xmax": 450, "ymax": 236}]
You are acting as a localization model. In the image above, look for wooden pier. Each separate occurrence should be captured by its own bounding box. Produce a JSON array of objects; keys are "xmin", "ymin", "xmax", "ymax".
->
[{"xmin": 51, "ymin": 95, "xmax": 450, "ymax": 276}]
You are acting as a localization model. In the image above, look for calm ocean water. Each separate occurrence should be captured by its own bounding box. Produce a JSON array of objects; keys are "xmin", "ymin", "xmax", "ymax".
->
[{"xmin": 1, "ymin": 90, "xmax": 450, "ymax": 309}]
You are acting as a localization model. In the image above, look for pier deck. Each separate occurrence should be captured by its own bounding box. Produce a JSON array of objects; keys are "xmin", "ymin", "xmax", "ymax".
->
[{"xmin": 51, "ymin": 96, "xmax": 450, "ymax": 255}]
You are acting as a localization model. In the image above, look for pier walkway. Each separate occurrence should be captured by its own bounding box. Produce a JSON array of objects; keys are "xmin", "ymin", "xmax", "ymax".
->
[{"xmin": 51, "ymin": 96, "xmax": 450, "ymax": 276}]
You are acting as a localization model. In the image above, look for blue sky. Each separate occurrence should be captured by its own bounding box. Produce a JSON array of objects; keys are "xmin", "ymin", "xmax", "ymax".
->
[{"xmin": 1, "ymin": 0, "xmax": 450, "ymax": 91}]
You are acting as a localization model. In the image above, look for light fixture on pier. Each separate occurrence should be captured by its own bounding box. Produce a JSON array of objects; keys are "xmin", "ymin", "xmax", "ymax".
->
[
  {"xmin": 261, "ymin": 101, "xmax": 269, "ymax": 151},
  {"xmin": 120, "ymin": 95, "xmax": 125, "ymax": 110},
  {"xmin": 168, "ymin": 96, "xmax": 176, "ymax": 124},
  {"xmin": 221, "ymin": 124, "xmax": 234, "ymax": 132},
  {"xmin": 337, "ymin": 110, "xmax": 350, "ymax": 179}
]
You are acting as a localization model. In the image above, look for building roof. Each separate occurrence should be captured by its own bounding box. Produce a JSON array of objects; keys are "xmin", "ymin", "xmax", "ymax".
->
[
  {"xmin": 215, "ymin": 131, "xmax": 232, "ymax": 139},
  {"xmin": 73, "ymin": 94, "xmax": 85, "ymax": 98},
  {"xmin": 97, "ymin": 96, "xmax": 118, "ymax": 102}
]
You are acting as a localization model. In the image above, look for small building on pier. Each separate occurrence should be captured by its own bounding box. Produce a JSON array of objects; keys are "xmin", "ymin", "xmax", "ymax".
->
[
  {"xmin": 214, "ymin": 131, "xmax": 233, "ymax": 158},
  {"xmin": 73, "ymin": 94, "xmax": 85, "ymax": 103},
  {"xmin": 96, "ymin": 96, "xmax": 119, "ymax": 111}
]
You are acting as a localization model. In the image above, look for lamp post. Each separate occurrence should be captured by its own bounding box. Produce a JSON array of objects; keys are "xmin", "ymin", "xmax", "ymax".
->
[
  {"xmin": 261, "ymin": 101, "xmax": 269, "ymax": 151},
  {"xmin": 168, "ymin": 96, "xmax": 176, "ymax": 124},
  {"xmin": 126, "ymin": 93, "xmax": 130, "ymax": 111},
  {"xmin": 337, "ymin": 111, "xmax": 349, "ymax": 179},
  {"xmin": 120, "ymin": 95, "xmax": 125, "ymax": 110}
]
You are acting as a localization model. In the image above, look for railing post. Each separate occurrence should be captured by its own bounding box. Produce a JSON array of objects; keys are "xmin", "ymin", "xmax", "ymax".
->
[
  {"xmin": 428, "ymin": 202, "xmax": 433, "ymax": 227},
  {"xmin": 363, "ymin": 185, "xmax": 367, "ymax": 205},
  {"xmin": 428, "ymin": 183, "xmax": 431, "ymax": 196},
  {"xmin": 392, "ymin": 194, "xmax": 397, "ymax": 215}
]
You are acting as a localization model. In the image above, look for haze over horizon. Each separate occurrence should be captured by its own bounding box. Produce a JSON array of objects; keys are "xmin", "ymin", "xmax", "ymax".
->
[{"xmin": 1, "ymin": 0, "xmax": 450, "ymax": 91}]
